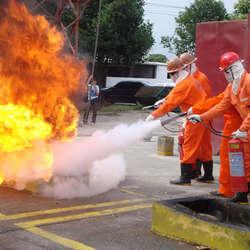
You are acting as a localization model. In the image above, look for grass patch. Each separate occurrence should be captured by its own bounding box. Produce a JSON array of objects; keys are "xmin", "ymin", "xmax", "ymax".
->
[{"xmin": 100, "ymin": 103, "xmax": 143, "ymax": 114}]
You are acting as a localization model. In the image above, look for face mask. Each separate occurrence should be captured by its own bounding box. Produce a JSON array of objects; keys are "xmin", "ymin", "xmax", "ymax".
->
[
  {"xmin": 170, "ymin": 72, "xmax": 179, "ymax": 83},
  {"xmin": 170, "ymin": 69, "xmax": 189, "ymax": 83},
  {"xmin": 224, "ymin": 60, "xmax": 244, "ymax": 83},
  {"xmin": 224, "ymin": 60, "xmax": 245, "ymax": 94},
  {"xmin": 224, "ymin": 70, "xmax": 234, "ymax": 83},
  {"xmin": 184, "ymin": 65, "xmax": 191, "ymax": 75},
  {"xmin": 183, "ymin": 63, "xmax": 197, "ymax": 76},
  {"xmin": 190, "ymin": 63, "xmax": 197, "ymax": 74},
  {"xmin": 177, "ymin": 69, "xmax": 189, "ymax": 82}
]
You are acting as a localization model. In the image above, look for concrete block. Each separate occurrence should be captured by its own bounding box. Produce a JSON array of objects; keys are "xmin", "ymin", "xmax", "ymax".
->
[{"xmin": 152, "ymin": 196, "xmax": 250, "ymax": 250}]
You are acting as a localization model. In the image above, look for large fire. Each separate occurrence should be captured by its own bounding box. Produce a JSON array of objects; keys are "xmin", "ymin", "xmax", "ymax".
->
[{"xmin": 0, "ymin": 1, "xmax": 86, "ymax": 189}]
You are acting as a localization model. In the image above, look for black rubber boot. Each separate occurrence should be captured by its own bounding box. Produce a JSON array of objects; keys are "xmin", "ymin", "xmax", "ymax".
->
[
  {"xmin": 195, "ymin": 159, "xmax": 202, "ymax": 176},
  {"xmin": 191, "ymin": 169, "xmax": 198, "ymax": 179},
  {"xmin": 196, "ymin": 161, "xmax": 214, "ymax": 183},
  {"xmin": 191, "ymin": 159, "xmax": 202, "ymax": 179},
  {"xmin": 229, "ymin": 192, "xmax": 248, "ymax": 204},
  {"xmin": 170, "ymin": 163, "xmax": 192, "ymax": 185}
]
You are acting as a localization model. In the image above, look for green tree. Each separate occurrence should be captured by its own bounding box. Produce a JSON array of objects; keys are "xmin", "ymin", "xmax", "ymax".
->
[
  {"xmin": 145, "ymin": 54, "xmax": 167, "ymax": 63},
  {"xmin": 25, "ymin": 0, "xmax": 154, "ymax": 64},
  {"xmin": 231, "ymin": 0, "xmax": 250, "ymax": 19},
  {"xmin": 69, "ymin": 0, "xmax": 154, "ymax": 64},
  {"xmin": 161, "ymin": 0, "xmax": 228, "ymax": 55}
]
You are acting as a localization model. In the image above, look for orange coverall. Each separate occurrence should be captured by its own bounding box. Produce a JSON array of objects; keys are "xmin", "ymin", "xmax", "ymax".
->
[
  {"xmin": 194, "ymin": 69, "xmax": 212, "ymax": 98},
  {"xmin": 152, "ymin": 75, "xmax": 207, "ymax": 164},
  {"xmin": 193, "ymin": 92, "xmax": 242, "ymax": 197},
  {"xmin": 201, "ymin": 72, "xmax": 250, "ymax": 184},
  {"xmin": 193, "ymin": 69, "xmax": 213, "ymax": 162}
]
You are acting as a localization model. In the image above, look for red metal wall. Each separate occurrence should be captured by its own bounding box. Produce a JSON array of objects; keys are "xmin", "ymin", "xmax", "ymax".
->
[{"xmin": 195, "ymin": 15, "xmax": 250, "ymax": 153}]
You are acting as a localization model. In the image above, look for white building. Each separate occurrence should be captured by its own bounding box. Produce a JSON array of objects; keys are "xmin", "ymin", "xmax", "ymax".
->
[{"xmin": 105, "ymin": 61, "xmax": 174, "ymax": 88}]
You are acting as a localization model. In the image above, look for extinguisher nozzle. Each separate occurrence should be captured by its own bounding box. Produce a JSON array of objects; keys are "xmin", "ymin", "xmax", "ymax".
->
[{"xmin": 160, "ymin": 112, "xmax": 187, "ymax": 126}]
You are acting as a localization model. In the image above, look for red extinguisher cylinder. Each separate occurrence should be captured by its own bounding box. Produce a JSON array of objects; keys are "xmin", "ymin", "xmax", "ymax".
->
[{"xmin": 228, "ymin": 138, "xmax": 248, "ymax": 193}]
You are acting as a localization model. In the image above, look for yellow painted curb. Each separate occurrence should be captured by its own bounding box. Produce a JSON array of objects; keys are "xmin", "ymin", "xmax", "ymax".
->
[{"xmin": 151, "ymin": 202, "xmax": 250, "ymax": 250}]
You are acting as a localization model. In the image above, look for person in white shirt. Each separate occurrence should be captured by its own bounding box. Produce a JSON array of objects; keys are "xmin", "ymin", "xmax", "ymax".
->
[{"xmin": 83, "ymin": 78, "xmax": 100, "ymax": 124}]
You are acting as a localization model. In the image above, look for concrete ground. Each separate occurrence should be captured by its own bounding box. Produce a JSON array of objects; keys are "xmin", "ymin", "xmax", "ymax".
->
[{"xmin": 0, "ymin": 110, "xmax": 224, "ymax": 250}]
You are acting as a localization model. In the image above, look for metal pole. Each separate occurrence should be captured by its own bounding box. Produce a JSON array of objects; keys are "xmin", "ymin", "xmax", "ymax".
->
[
  {"xmin": 91, "ymin": 0, "xmax": 102, "ymax": 76},
  {"xmin": 75, "ymin": 1, "xmax": 80, "ymax": 58}
]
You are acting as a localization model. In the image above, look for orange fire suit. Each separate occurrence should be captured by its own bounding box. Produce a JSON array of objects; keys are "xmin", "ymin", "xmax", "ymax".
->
[
  {"xmin": 201, "ymin": 72, "xmax": 250, "ymax": 184},
  {"xmin": 152, "ymin": 75, "xmax": 207, "ymax": 164},
  {"xmin": 193, "ymin": 92, "xmax": 242, "ymax": 197},
  {"xmin": 193, "ymin": 69, "xmax": 212, "ymax": 162},
  {"xmin": 193, "ymin": 69, "xmax": 212, "ymax": 98}
]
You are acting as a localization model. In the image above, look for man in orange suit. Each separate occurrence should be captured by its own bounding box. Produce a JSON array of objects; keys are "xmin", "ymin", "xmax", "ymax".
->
[
  {"xmin": 180, "ymin": 53, "xmax": 213, "ymax": 182},
  {"xmin": 146, "ymin": 57, "xmax": 207, "ymax": 185},
  {"xmin": 191, "ymin": 92, "xmax": 242, "ymax": 197},
  {"xmin": 189, "ymin": 52, "xmax": 250, "ymax": 203}
]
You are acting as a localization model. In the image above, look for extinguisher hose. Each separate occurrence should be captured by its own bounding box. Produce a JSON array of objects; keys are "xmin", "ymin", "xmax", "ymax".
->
[
  {"xmin": 161, "ymin": 113, "xmax": 232, "ymax": 138},
  {"xmin": 162, "ymin": 126, "xmax": 182, "ymax": 133},
  {"xmin": 161, "ymin": 112, "xmax": 187, "ymax": 133},
  {"xmin": 201, "ymin": 120, "xmax": 232, "ymax": 138}
]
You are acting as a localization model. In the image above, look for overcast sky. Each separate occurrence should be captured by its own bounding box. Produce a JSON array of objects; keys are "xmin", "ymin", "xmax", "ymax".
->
[{"xmin": 143, "ymin": 0, "xmax": 238, "ymax": 56}]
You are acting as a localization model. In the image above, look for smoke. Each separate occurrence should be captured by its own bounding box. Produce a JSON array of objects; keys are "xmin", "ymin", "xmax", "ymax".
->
[
  {"xmin": 41, "ymin": 154, "xmax": 126, "ymax": 199},
  {"xmin": 40, "ymin": 120, "xmax": 160, "ymax": 199}
]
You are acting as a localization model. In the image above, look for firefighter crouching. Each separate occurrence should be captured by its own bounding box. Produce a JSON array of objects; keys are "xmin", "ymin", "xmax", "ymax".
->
[
  {"xmin": 146, "ymin": 57, "xmax": 210, "ymax": 185},
  {"xmin": 189, "ymin": 51, "xmax": 250, "ymax": 203}
]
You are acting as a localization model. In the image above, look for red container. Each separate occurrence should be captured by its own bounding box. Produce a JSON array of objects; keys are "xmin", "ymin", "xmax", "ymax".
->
[{"xmin": 228, "ymin": 138, "xmax": 248, "ymax": 193}]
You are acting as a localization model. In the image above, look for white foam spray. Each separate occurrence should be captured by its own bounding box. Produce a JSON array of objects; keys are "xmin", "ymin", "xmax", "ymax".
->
[{"xmin": 41, "ymin": 120, "xmax": 161, "ymax": 198}]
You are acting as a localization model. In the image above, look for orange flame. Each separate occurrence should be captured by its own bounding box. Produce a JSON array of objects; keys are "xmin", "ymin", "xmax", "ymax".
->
[{"xmin": 0, "ymin": 1, "xmax": 87, "ymax": 188}]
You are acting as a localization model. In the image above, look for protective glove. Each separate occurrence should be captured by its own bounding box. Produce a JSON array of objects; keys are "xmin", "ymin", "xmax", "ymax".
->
[
  {"xmin": 187, "ymin": 107, "xmax": 193, "ymax": 116},
  {"xmin": 187, "ymin": 114, "xmax": 202, "ymax": 124},
  {"xmin": 232, "ymin": 129, "xmax": 248, "ymax": 139},
  {"xmin": 154, "ymin": 98, "xmax": 165, "ymax": 108},
  {"xmin": 145, "ymin": 114, "xmax": 155, "ymax": 122}
]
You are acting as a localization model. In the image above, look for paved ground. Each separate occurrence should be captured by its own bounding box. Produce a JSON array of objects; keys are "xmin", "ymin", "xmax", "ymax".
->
[{"xmin": 0, "ymin": 110, "xmax": 224, "ymax": 250}]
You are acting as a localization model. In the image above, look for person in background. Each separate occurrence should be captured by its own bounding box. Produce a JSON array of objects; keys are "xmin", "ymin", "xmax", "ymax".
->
[
  {"xmin": 83, "ymin": 77, "xmax": 100, "ymax": 124},
  {"xmin": 146, "ymin": 57, "xmax": 207, "ymax": 185},
  {"xmin": 189, "ymin": 51, "xmax": 250, "ymax": 203}
]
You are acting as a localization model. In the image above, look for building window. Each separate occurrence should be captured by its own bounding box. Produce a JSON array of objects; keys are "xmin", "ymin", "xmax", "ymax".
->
[{"xmin": 107, "ymin": 65, "xmax": 156, "ymax": 78}]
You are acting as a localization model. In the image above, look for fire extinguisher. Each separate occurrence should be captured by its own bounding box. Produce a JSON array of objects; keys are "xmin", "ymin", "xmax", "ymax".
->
[
  {"xmin": 178, "ymin": 126, "xmax": 184, "ymax": 160},
  {"xmin": 228, "ymin": 138, "xmax": 248, "ymax": 193}
]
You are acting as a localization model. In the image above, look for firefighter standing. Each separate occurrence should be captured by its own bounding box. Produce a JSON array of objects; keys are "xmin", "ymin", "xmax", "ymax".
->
[
  {"xmin": 146, "ymin": 57, "xmax": 207, "ymax": 185},
  {"xmin": 189, "ymin": 52, "xmax": 250, "ymax": 203},
  {"xmin": 191, "ymin": 92, "xmax": 242, "ymax": 197},
  {"xmin": 180, "ymin": 53, "xmax": 214, "ymax": 182}
]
